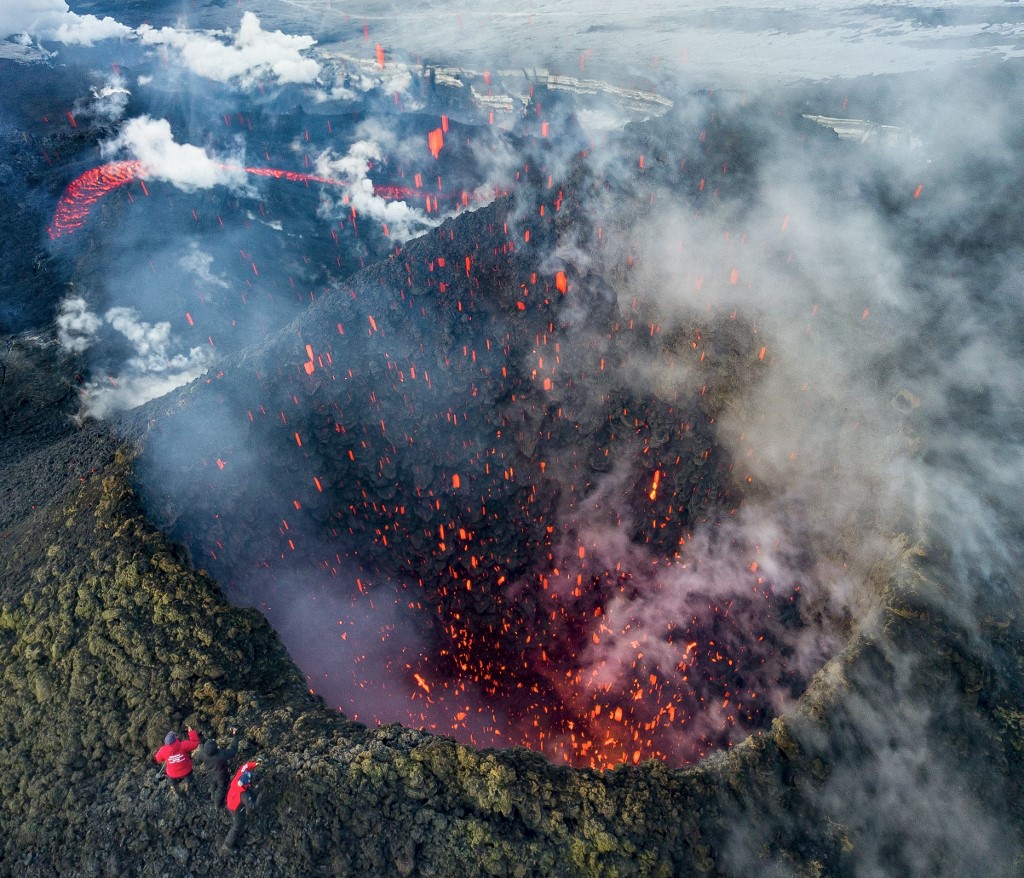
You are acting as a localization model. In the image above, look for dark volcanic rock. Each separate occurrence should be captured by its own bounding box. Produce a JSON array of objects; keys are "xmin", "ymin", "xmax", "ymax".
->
[
  {"xmin": 0, "ymin": 334, "xmax": 81, "ymax": 468},
  {"xmin": 0, "ymin": 448, "xmax": 1021, "ymax": 877},
  {"xmin": 0, "ymin": 334, "xmax": 117, "ymax": 543}
]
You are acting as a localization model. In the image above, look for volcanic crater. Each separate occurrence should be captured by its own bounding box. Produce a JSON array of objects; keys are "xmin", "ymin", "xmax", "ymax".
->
[{"xmin": 112, "ymin": 121, "xmax": 858, "ymax": 770}]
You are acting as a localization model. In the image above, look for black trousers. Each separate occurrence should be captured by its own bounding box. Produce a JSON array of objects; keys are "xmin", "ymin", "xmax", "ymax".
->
[
  {"xmin": 224, "ymin": 789, "xmax": 256, "ymax": 848},
  {"xmin": 211, "ymin": 772, "xmax": 229, "ymax": 807}
]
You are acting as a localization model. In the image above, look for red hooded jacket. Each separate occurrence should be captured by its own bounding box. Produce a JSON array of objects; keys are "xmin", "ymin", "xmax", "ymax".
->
[
  {"xmin": 226, "ymin": 761, "xmax": 259, "ymax": 811},
  {"xmin": 154, "ymin": 730, "xmax": 200, "ymax": 779}
]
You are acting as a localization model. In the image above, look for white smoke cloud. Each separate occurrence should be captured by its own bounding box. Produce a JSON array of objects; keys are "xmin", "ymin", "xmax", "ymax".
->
[
  {"xmin": 101, "ymin": 115, "xmax": 246, "ymax": 192},
  {"xmin": 315, "ymin": 132, "xmax": 439, "ymax": 243},
  {"xmin": 318, "ymin": 81, "xmax": 358, "ymax": 103},
  {"xmin": 83, "ymin": 306, "xmax": 210, "ymax": 418},
  {"xmin": 82, "ymin": 368, "xmax": 209, "ymax": 419},
  {"xmin": 179, "ymin": 244, "xmax": 230, "ymax": 290},
  {"xmin": 0, "ymin": 0, "xmax": 129, "ymax": 45},
  {"xmin": 55, "ymin": 296, "xmax": 101, "ymax": 353},
  {"xmin": 57, "ymin": 300, "xmax": 211, "ymax": 418},
  {"xmin": 102, "ymin": 307, "xmax": 203, "ymax": 374},
  {"xmin": 317, "ymin": 59, "xmax": 416, "ymax": 103},
  {"xmin": 73, "ymin": 75, "xmax": 131, "ymax": 124},
  {"xmin": 137, "ymin": 12, "xmax": 320, "ymax": 87},
  {"xmin": 54, "ymin": 12, "xmax": 130, "ymax": 46}
]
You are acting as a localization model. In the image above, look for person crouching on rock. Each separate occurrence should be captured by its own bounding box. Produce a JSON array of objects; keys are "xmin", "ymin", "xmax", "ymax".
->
[
  {"xmin": 197, "ymin": 726, "xmax": 241, "ymax": 806},
  {"xmin": 154, "ymin": 726, "xmax": 200, "ymax": 795},
  {"xmin": 223, "ymin": 760, "xmax": 263, "ymax": 851}
]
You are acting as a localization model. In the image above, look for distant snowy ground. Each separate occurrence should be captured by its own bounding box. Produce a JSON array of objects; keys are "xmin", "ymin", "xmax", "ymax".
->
[
  {"xmin": 212, "ymin": 0, "xmax": 1024, "ymax": 83},
  {"xmin": 6, "ymin": 1, "xmax": 1024, "ymax": 83}
]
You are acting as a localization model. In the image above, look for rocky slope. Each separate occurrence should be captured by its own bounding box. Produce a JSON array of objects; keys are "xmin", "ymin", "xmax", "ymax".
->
[{"xmin": 0, "ymin": 435, "xmax": 1021, "ymax": 876}]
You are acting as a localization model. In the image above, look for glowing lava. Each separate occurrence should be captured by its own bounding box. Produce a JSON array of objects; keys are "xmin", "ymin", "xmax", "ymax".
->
[
  {"xmin": 47, "ymin": 160, "xmax": 496, "ymax": 239},
  {"xmin": 47, "ymin": 161, "xmax": 142, "ymax": 239}
]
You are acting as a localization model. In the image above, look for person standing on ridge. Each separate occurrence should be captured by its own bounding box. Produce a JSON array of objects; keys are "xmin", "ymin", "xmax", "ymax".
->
[
  {"xmin": 223, "ymin": 759, "xmax": 262, "ymax": 851},
  {"xmin": 197, "ymin": 726, "xmax": 241, "ymax": 806},
  {"xmin": 154, "ymin": 726, "xmax": 200, "ymax": 794}
]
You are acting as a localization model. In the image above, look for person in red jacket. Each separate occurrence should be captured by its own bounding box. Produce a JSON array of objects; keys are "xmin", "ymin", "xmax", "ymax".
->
[
  {"xmin": 154, "ymin": 726, "xmax": 200, "ymax": 794},
  {"xmin": 223, "ymin": 760, "xmax": 262, "ymax": 850}
]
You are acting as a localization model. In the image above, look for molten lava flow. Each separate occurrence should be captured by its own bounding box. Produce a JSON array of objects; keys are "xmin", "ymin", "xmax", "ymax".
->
[
  {"xmin": 47, "ymin": 160, "xmax": 143, "ymax": 239},
  {"xmin": 48, "ymin": 161, "xmax": 505, "ymax": 239},
  {"xmin": 241, "ymin": 166, "xmax": 347, "ymax": 186},
  {"xmin": 48, "ymin": 160, "xmax": 349, "ymax": 239}
]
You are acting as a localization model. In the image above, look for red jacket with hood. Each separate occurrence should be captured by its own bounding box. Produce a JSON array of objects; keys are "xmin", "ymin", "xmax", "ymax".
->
[
  {"xmin": 226, "ymin": 761, "xmax": 259, "ymax": 811},
  {"xmin": 154, "ymin": 729, "xmax": 200, "ymax": 779}
]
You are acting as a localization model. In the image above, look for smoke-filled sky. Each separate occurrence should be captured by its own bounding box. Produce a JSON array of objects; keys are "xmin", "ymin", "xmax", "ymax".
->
[{"xmin": 5, "ymin": 1, "xmax": 1024, "ymax": 873}]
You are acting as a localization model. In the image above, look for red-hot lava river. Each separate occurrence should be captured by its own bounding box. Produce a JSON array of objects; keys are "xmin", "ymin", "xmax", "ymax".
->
[{"xmin": 48, "ymin": 156, "xmax": 500, "ymax": 240}]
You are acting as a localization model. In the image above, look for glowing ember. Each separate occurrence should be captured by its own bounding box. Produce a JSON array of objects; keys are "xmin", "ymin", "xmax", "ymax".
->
[{"xmin": 428, "ymin": 127, "xmax": 445, "ymax": 160}]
